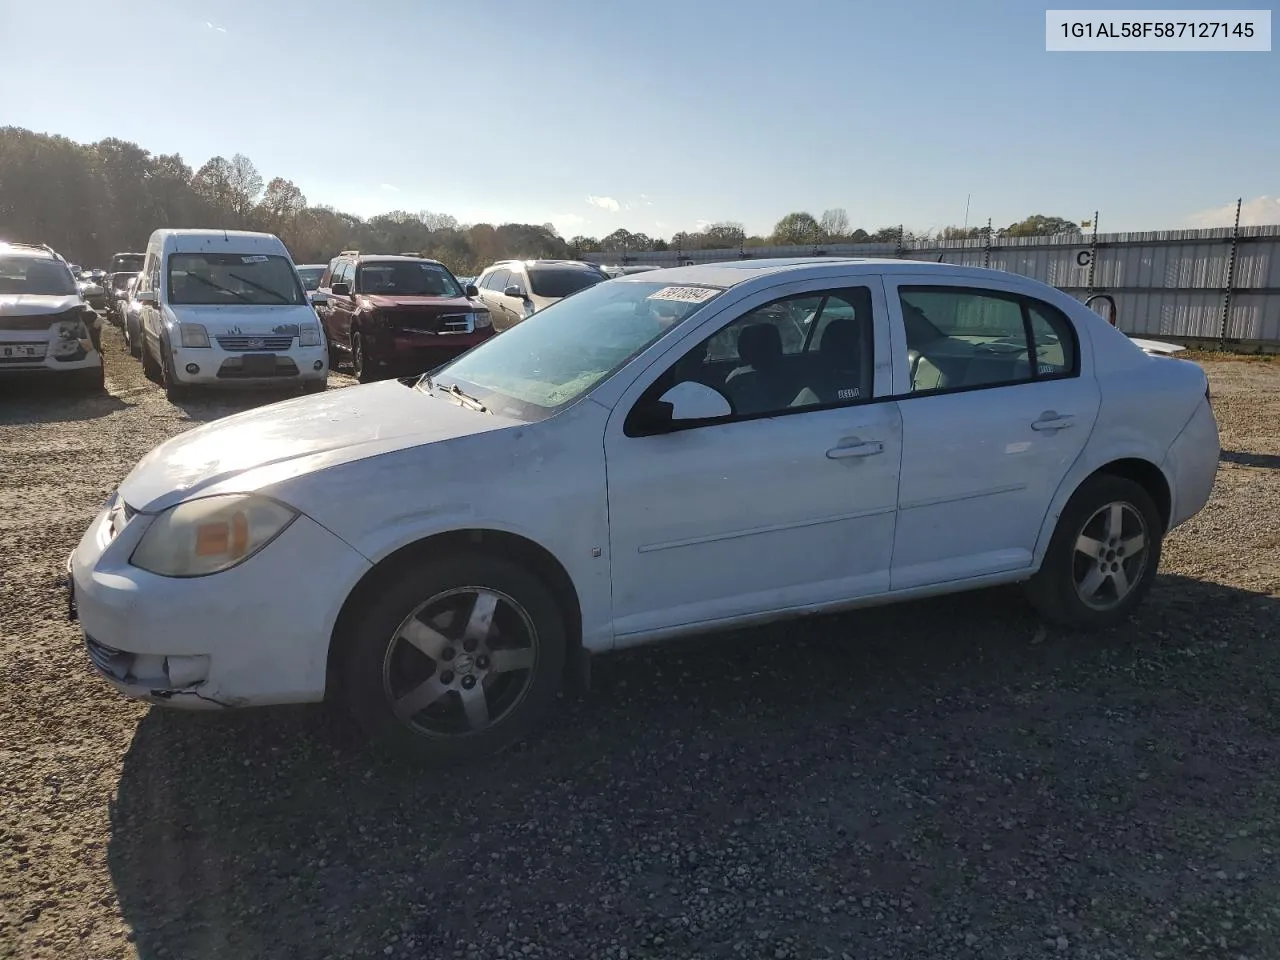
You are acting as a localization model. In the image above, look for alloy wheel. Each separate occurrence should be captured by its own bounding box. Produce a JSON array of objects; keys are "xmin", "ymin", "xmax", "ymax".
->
[
  {"xmin": 1072, "ymin": 501, "xmax": 1149, "ymax": 611},
  {"xmin": 381, "ymin": 587, "xmax": 539, "ymax": 739}
]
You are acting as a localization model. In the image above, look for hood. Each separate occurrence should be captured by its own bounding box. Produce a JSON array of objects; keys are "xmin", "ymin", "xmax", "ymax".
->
[
  {"xmin": 119, "ymin": 380, "xmax": 520, "ymax": 513},
  {"xmin": 0, "ymin": 294, "xmax": 84, "ymax": 318},
  {"xmin": 170, "ymin": 303, "xmax": 319, "ymax": 336},
  {"xmin": 1130, "ymin": 337, "xmax": 1186, "ymax": 356},
  {"xmin": 360, "ymin": 293, "xmax": 479, "ymax": 311}
]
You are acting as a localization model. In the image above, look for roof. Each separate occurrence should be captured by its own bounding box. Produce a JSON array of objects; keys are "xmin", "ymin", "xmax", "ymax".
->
[
  {"xmin": 148, "ymin": 229, "xmax": 291, "ymax": 255},
  {"xmin": 490, "ymin": 259, "xmax": 603, "ymax": 269},
  {"xmin": 0, "ymin": 241, "xmax": 59, "ymax": 260},
  {"xmin": 613, "ymin": 257, "xmax": 1039, "ymax": 289},
  {"xmin": 348, "ymin": 254, "xmax": 445, "ymax": 265}
]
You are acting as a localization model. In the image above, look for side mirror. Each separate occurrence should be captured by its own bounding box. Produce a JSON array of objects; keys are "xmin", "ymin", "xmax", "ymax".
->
[
  {"xmin": 465, "ymin": 283, "xmax": 479, "ymax": 298},
  {"xmin": 660, "ymin": 381, "xmax": 732, "ymax": 421},
  {"xmin": 137, "ymin": 290, "xmax": 159, "ymax": 307},
  {"xmin": 503, "ymin": 284, "xmax": 527, "ymax": 299},
  {"xmin": 330, "ymin": 281, "xmax": 351, "ymax": 297},
  {"xmin": 309, "ymin": 292, "xmax": 329, "ymax": 307}
]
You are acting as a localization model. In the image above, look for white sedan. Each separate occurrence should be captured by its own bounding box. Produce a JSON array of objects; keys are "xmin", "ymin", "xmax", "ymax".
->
[{"xmin": 68, "ymin": 258, "xmax": 1220, "ymax": 762}]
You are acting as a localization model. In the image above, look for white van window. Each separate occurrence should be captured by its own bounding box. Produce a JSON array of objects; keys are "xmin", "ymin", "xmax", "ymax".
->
[{"xmin": 167, "ymin": 253, "xmax": 305, "ymax": 306}]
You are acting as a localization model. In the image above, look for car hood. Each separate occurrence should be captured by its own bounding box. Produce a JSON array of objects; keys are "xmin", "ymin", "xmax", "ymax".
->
[
  {"xmin": 0, "ymin": 294, "xmax": 83, "ymax": 317},
  {"xmin": 359, "ymin": 293, "xmax": 479, "ymax": 311},
  {"xmin": 118, "ymin": 381, "xmax": 519, "ymax": 513},
  {"xmin": 169, "ymin": 304, "xmax": 319, "ymax": 336}
]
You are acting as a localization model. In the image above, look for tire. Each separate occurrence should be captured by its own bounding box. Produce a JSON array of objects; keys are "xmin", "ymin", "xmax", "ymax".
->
[
  {"xmin": 327, "ymin": 339, "xmax": 342, "ymax": 372},
  {"xmin": 303, "ymin": 379, "xmax": 327, "ymax": 395},
  {"xmin": 351, "ymin": 331, "xmax": 374, "ymax": 383},
  {"xmin": 158, "ymin": 335, "xmax": 190, "ymax": 402},
  {"xmin": 337, "ymin": 552, "xmax": 567, "ymax": 765},
  {"xmin": 72, "ymin": 364, "xmax": 106, "ymax": 394},
  {"xmin": 141, "ymin": 333, "xmax": 161, "ymax": 382},
  {"xmin": 1025, "ymin": 473, "xmax": 1163, "ymax": 630},
  {"xmin": 126, "ymin": 318, "xmax": 142, "ymax": 359}
]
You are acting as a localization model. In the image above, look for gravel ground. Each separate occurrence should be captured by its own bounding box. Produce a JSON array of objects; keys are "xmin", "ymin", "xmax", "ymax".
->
[{"xmin": 2, "ymin": 329, "xmax": 1278, "ymax": 960}]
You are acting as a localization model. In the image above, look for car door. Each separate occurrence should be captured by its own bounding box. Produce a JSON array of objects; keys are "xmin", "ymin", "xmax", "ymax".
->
[
  {"xmin": 884, "ymin": 276, "xmax": 1101, "ymax": 590},
  {"xmin": 486, "ymin": 268, "xmax": 517, "ymax": 331},
  {"xmin": 603, "ymin": 278, "xmax": 901, "ymax": 640},
  {"xmin": 138, "ymin": 253, "xmax": 162, "ymax": 355},
  {"xmin": 327, "ymin": 261, "xmax": 356, "ymax": 347}
]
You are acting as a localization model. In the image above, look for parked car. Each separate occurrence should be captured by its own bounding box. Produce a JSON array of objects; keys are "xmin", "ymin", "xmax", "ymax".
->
[
  {"xmin": 0, "ymin": 241, "xmax": 105, "ymax": 391},
  {"xmin": 77, "ymin": 273, "xmax": 109, "ymax": 313},
  {"xmin": 134, "ymin": 229, "xmax": 328, "ymax": 400},
  {"xmin": 315, "ymin": 250, "xmax": 492, "ymax": 382},
  {"xmin": 296, "ymin": 263, "xmax": 326, "ymax": 293},
  {"xmin": 472, "ymin": 259, "xmax": 607, "ymax": 331},
  {"xmin": 110, "ymin": 252, "xmax": 145, "ymax": 275},
  {"xmin": 67, "ymin": 258, "xmax": 1220, "ymax": 763},
  {"xmin": 106, "ymin": 271, "xmax": 139, "ymax": 324},
  {"xmin": 120, "ymin": 277, "xmax": 145, "ymax": 358}
]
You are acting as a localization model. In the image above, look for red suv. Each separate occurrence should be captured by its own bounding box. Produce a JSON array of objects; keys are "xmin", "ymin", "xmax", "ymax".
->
[{"xmin": 316, "ymin": 251, "xmax": 494, "ymax": 382}]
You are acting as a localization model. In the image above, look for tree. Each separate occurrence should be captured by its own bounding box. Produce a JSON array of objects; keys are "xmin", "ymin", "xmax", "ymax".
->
[
  {"xmin": 771, "ymin": 212, "xmax": 822, "ymax": 245},
  {"xmin": 1000, "ymin": 214, "xmax": 1081, "ymax": 238},
  {"xmin": 258, "ymin": 177, "xmax": 307, "ymax": 240},
  {"xmin": 819, "ymin": 208, "xmax": 850, "ymax": 239},
  {"xmin": 698, "ymin": 222, "xmax": 745, "ymax": 249},
  {"xmin": 937, "ymin": 225, "xmax": 989, "ymax": 240},
  {"xmin": 601, "ymin": 228, "xmax": 636, "ymax": 250},
  {"xmin": 227, "ymin": 153, "xmax": 264, "ymax": 220},
  {"xmin": 191, "ymin": 155, "xmax": 236, "ymax": 220}
]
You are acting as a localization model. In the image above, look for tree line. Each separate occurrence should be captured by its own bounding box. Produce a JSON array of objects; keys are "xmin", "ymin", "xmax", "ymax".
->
[{"xmin": 0, "ymin": 127, "xmax": 1083, "ymax": 274}]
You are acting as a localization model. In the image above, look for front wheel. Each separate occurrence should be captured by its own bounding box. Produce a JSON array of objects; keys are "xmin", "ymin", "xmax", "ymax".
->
[
  {"xmin": 337, "ymin": 552, "xmax": 567, "ymax": 764},
  {"xmin": 351, "ymin": 331, "xmax": 374, "ymax": 383},
  {"xmin": 1025, "ymin": 474, "xmax": 1163, "ymax": 629}
]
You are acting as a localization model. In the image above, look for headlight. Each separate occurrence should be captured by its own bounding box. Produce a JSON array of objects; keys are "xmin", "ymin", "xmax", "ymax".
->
[
  {"xmin": 180, "ymin": 323, "xmax": 210, "ymax": 348},
  {"xmin": 299, "ymin": 324, "xmax": 321, "ymax": 347},
  {"xmin": 471, "ymin": 310, "xmax": 491, "ymax": 329},
  {"xmin": 56, "ymin": 318, "xmax": 89, "ymax": 341},
  {"xmin": 130, "ymin": 494, "xmax": 299, "ymax": 577}
]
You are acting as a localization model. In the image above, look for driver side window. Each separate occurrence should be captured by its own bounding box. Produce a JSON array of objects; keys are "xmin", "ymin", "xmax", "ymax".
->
[{"xmin": 635, "ymin": 287, "xmax": 876, "ymax": 427}]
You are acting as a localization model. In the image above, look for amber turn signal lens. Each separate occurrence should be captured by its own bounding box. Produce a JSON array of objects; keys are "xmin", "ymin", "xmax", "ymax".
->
[{"xmin": 194, "ymin": 511, "xmax": 250, "ymax": 557}]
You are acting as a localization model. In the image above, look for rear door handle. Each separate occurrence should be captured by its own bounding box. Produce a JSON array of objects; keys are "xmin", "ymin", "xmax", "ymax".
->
[
  {"xmin": 1031, "ymin": 413, "xmax": 1076, "ymax": 432},
  {"xmin": 826, "ymin": 441, "xmax": 884, "ymax": 459}
]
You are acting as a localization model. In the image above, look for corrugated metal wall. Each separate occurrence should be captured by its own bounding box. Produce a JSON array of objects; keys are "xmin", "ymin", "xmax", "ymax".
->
[{"xmin": 585, "ymin": 224, "xmax": 1280, "ymax": 344}]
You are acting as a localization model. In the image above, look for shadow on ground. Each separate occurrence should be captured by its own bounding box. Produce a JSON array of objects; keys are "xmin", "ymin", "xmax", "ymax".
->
[
  {"xmin": 1221, "ymin": 449, "xmax": 1280, "ymax": 470},
  {"xmin": 107, "ymin": 575, "xmax": 1280, "ymax": 959}
]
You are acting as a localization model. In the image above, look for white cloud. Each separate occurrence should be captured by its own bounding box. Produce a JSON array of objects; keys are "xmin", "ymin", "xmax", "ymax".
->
[
  {"xmin": 641, "ymin": 194, "xmax": 654, "ymax": 206},
  {"xmin": 586, "ymin": 195, "xmax": 620, "ymax": 212},
  {"xmin": 1189, "ymin": 195, "xmax": 1280, "ymax": 228},
  {"xmin": 380, "ymin": 183, "xmax": 399, "ymax": 192},
  {"xmin": 694, "ymin": 219, "xmax": 711, "ymax": 230},
  {"xmin": 204, "ymin": 20, "xmax": 227, "ymax": 32}
]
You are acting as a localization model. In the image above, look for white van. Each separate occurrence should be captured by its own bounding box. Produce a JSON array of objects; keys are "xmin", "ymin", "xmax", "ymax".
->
[{"xmin": 135, "ymin": 229, "xmax": 327, "ymax": 400}]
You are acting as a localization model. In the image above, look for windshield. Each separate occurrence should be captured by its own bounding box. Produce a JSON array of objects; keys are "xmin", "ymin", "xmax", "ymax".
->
[
  {"xmin": 111, "ymin": 254, "xmax": 144, "ymax": 272},
  {"xmin": 0, "ymin": 256, "xmax": 77, "ymax": 296},
  {"xmin": 356, "ymin": 261, "xmax": 462, "ymax": 297},
  {"xmin": 297, "ymin": 266, "xmax": 325, "ymax": 291},
  {"xmin": 434, "ymin": 279, "xmax": 724, "ymax": 420},
  {"xmin": 110, "ymin": 271, "xmax": 138, "ymax": 292},
  {"xmin": 527, "ymin": 267, "xmax": 606, "ymax": 299},
  {"xmin": 167, "ymin": 253, "xmax": 306, "ymax": 306}
]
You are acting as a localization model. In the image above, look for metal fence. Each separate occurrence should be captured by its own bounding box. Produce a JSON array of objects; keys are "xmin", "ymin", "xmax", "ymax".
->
[{"xmin": 584, "ymin": 222, "xmax": 1280, "ymax": 347}]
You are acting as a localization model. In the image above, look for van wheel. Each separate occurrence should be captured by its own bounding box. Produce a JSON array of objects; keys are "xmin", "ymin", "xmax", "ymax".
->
[
  {"xmin": 141, "ymin": 335, "xmax": 161, "ymax": 382},
  {"xmin": 1025, "ymin": 474, "xmax": 1163, "ymax": 629},
  {"xmin": 337, "ymin": 552, "xmax": 567, "ymax": 765},
  {"xmin": 327, "ymin": 339, "xmax": 342, "ymax": 371},
  {"xmin": 158, "ymin": 337, "xmax": 189, "ymax": 402}
]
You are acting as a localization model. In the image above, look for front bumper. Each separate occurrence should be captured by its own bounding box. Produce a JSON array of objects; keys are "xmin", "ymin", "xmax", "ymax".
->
[
  {"xmin": 167, "ymin": 343, "xmax": 329, "ymax": 387},
  {"xmin": 367, "ymin": 328, "xmax": 494, "ymax": 372},
  {"xmin": 0, "ymin": 348, "xmax": 102, "ymax": 377},
  {"xmin": 68, "ymin": 499, "xmax": 372, "ymax": 708}
]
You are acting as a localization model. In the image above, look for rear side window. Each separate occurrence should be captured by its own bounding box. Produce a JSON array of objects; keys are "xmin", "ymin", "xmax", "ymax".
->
[
  {"xmin": 899, "ymin": 286, "xmax": 1078, "ymax": 394},
  {"xmin": 527, "ymin": 267, "xmax": 604, "ymax": 299}
]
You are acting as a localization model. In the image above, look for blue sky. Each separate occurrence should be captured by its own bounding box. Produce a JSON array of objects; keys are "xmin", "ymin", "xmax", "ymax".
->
[{"xmin": 2, "ymin": 0, "xmax": 1276, "ymax": 237}]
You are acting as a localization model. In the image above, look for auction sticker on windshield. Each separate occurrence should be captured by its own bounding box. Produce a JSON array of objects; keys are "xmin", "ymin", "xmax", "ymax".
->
[{"xmin": 647, "ymin": 286, "xmax": 720, "ymax": 304}]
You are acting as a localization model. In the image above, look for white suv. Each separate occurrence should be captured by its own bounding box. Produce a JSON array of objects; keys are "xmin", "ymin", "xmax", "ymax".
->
[
  {"xmin": 473, "ymin": 259, "xmax": 607, "ymax": 331},
  {"xmin": 0, "ymin": 242, "xmax": 105, "ymax": 392}
]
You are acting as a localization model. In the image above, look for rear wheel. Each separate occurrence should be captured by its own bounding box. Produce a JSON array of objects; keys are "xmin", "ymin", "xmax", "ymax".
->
[
  {"xmin": 337, "ymin": 552, "xmax": 567, "ymax": 764},
  {"xmin": 1025, "ymin": 474, "xmax": 1163, "ymax": 629}
]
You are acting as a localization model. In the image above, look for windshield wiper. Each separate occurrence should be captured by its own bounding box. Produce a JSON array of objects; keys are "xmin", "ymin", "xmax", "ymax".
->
[
  {"xmin": 182, "ymin": 272, "xmax": 252, "ymax": 302},
  {"xmin": 440, "ymin": 381, "xmax": 488, "ymax": 413},
  {"xmin": 227, "ymin": 273, "xmax": 291, "ymax": 304}
]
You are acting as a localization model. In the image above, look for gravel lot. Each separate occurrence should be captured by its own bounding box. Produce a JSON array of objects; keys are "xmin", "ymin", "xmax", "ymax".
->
[{"xmin": 2, "ymin": 327, "xmax": 1278, "ymax": 960}]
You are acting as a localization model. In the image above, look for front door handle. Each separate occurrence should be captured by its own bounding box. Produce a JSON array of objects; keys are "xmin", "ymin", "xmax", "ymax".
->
[
  {"xmin": 826, "ymin": 440, "xmax": 884, "ymax": 460},
  {"xmin": 1031, "ymin": 413, "xmax": 1076, "ymax": 432}
]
